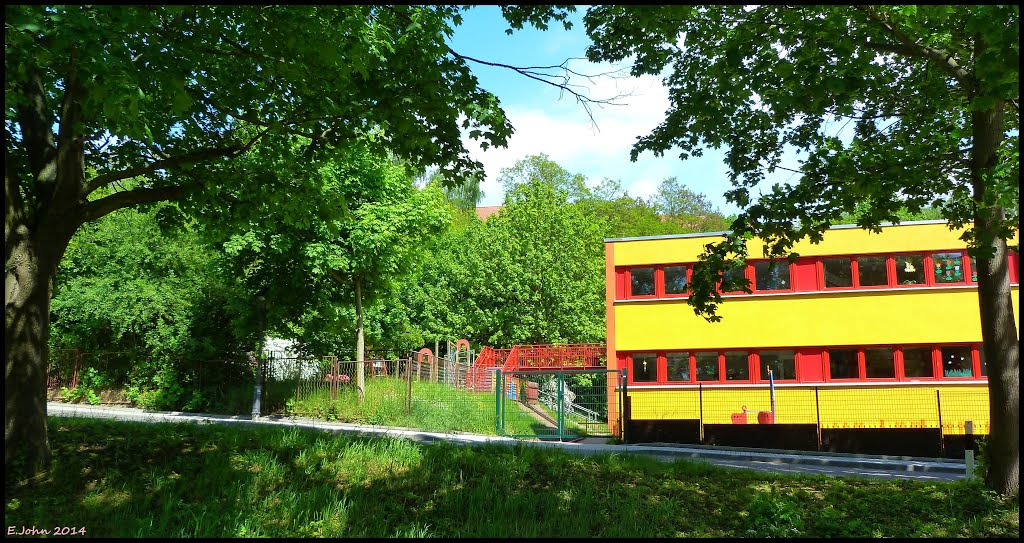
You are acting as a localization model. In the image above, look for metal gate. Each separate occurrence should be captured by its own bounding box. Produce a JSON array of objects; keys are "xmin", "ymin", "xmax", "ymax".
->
[{"xmin": 496, "ymin": 369, "xmax": 625, "ymax": 440}]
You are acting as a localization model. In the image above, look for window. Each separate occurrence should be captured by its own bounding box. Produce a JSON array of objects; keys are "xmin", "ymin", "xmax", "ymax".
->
[
  {"xmin": 828, "ymin": 349, "xmax": 859, "ymax": 379},
  {"xmin": 823, "ymin": 257, "xmax": 853, "ymax": 288},
  {"xmin": 631, "ymin": 353, "xmax": 657, "ymax": 382},
  {"xmin": 664, "ymin": 265, "xmax": 688, "ymax": 295},
  {"xmin": 630, "ymin": 268, "xmax": 655, "ymax": 297},
  {"xmin": 721, "ymin": 265, "xmax": 746, "ymax": 293},
  {"xmin": 724, "ymin": 351, "xmax": 749, "ymax": 381},
  {"xmin": 753, "ymin": 261, "xmax": 791, "ymax": 291},
  {"xmin": 760, "ymin": 350, "xmax": 796, "ymax": 380},
  {"xmin": 902, "ymin": 347, "xmax": 933, "ymax": 378},
  {"xmin": 865, "ymin": 348, "xmax": 895, "ymax": 378},
  {"xmin": 666, "ymin": 352, "xmax": 690, "ymax": 382},
  {"xmin": 941, "ymin": 346, "xmax": 973, "ymax": 377},
  {"xmin": 894, "ymin": 254, "xmax": 925, "ymax": 285},
  {"xmin": 931, "ymin": 252, "xmax": 965, "ymax": 284},
  {"xmin": 695, "ymin": 352, "xmax": 719, "ymax": 381},
  {"xmin": 979, "ymin": 348, "xmax": 987, "ymax": 376},
  {"xmin": 857, "ymin": 256, "xmax": 888, "ymax": 286},
  {"xmin": 971, "ymin": 254, "xmax": 1020, "ymax": 283}
]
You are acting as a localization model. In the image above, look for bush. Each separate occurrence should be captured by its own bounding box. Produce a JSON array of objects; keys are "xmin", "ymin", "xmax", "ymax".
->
[{"xmin": 59, "ymin": 367, "xmax": 111, "ymax": 405}]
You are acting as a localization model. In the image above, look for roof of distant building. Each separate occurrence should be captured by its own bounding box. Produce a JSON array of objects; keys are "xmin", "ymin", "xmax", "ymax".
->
[{"xmin": 475, "ymin": 206, "xmax": 502, "ymax": 221}]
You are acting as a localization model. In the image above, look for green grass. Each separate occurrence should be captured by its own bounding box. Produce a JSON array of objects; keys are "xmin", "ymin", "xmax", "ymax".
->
[
  {"xmin": 5, "ymin": 417, "xmax": 1018, "ymax": 538},
  {"xmin": 273, "ymin": 378, "xmax": 539, "ymax": 436}
]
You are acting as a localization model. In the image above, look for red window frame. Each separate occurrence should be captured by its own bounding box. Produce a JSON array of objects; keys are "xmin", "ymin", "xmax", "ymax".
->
[
  {"xmin": 749, "ymin": 259, "xmax": 795, "ymax": 293},
  {"xmin": 662, "ymin": 264, "xmax": 692, "ymax": 298},
  {"xmin": 693, "ymin": 350, "xmax": 722, "ymax": 382},
  {"xmin": 721, "ymin": 350, "xmax": 754, "ymax": 383},
  {"xmin": 891, "ymin": 253, "xmax": 928, "ymax": 288},
  {"xmin": 625, "ymin": 352, "xmax": 659, "ymax": 384},
  {"xmin": 926, "ymin": 251, "xmax": 970, "ymax": 287},
  {"xmin": 718, "ymin": 264, "xmax": 751, "ymax": 296},
  {"xmin": 664, "ymin": 351, "xmax": 693, "ymax": 383},
  {"xmin": 623, "ymin": 266, "xmax": 658, "ymax": 300},
  {"xmin": 937, "ymin": 344, "xmax": 976, "ymax": 379},
  {"xmin": 896, "ymin": 346, "xmax": 938, "ymax": 381},
  {"xmin": 754, "ymin": 349, "xmax": 798, "ymax": 382},
  {"xmin": 854, "ymin": 254, "xmax": 893, "ymax": 289},
  {"xmin": 863, "ymin": 346, "xmax": 897, "ymax": 381},
  {"xmin": 824, "ymin": 347, "xmax": 862, "ymax": 381},
  {"xmin": 819, "ymin": 256, "xmax": 858, "ymax": 291},
  {"xmin": 623, "ymin": 344, "xmax": 983, "ymax": 385}
]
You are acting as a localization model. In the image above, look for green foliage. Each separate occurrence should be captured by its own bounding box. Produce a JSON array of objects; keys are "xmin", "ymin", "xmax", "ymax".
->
[
  {"xmin": 209, "ymin": 140, "xmax": 450, "ymax": 355},
  {"xmin": 582, "ymin": 5, "xmax": 1019, "ymax": 317},
  {"xmin": 6, "ymin": 5, "xmax": 513, "ymax": 190},
  {"xmin": 744, "ymin": 487, "xmax": 805, "ymax": 537},
  {"xmin": 392, "ymin": 154, "xmax": 728, "ymax": 348},
  {"xmin": 653, "ymin": 177, "xmax": 731, "ymax": 233},
  {"xmin": 59, "ymin": 368, "xmax": 111, "ymax": 405},
  {"xmin": 51, "ymin": 202, "xmax": 253, "ymax": 360}
]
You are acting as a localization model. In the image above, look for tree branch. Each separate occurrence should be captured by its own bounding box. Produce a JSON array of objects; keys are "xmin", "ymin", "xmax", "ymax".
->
[
  {"xmin": 855, "ymin": 5, "xmax": 975, "ymax": 90},
  {"xmin": 448, "ymin": 49, "xmax": 630, "ymax": 127},
  {"xmin": 79, "ymin": 185, "xmax": 186, "ymax": 224},
  {"xmin": 83, "ymin": 130, "xmax": 267, "ymax": 197},
  {"xmin": 16, "ymin": 67, "xmax": 58, "ymax": 198}
]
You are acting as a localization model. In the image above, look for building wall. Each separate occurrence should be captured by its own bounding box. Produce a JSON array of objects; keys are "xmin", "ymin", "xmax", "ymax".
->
[
  {"xmin": 604, "ymin": 221, "xmax": 1019, "ymax": 437},
  {"xmin": 607, "ymin": 221, "xmax": 1019, "ymax": 352}
]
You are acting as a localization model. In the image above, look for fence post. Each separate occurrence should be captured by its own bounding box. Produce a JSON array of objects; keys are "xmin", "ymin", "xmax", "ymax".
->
[
  {"xmin": 557, "ymin": 371, "xmax": 564, "ymax": 441},
  {"xmin": 698, "ymin": 383, "xmax": 704, "ymax": 444},
  {"xmin": 406, "ymin": 355, "xmax": 413, "ymax": 415},
  {"xmin": 251, "ymin": 352, "xmax": 263, "ymax": 419},
  {"xmin": 815, "ymin": 387, "xmax": 822, "ymax": 451},
  {"xmin": 621, "ymin": 368, "xmax": 629, "ymax": 444},
  {"xmin": 495, "ymin": 369, "xmax": 502, "ymax": 436},
  {"xmin": 936, "ymin": 389, "xmax": 944, "ymax": 457},
  {"xmin": 965, "ymin": 420, "xmax": 975, "ymax": 479}
]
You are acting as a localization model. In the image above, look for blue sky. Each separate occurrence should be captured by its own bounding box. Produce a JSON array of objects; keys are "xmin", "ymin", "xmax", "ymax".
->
[{"xmin": 446, "ymin": 6, "xmax": 775, "ymax": 215}]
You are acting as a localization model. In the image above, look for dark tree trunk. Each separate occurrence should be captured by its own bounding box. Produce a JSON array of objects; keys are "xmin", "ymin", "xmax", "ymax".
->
[
  {"xmin": 5, "ymin": 227, "xmax": 72, "ymax": 478},
  {"xmin": 971, "ymin": 101, "xmax": 1019, "ymax": 497}
]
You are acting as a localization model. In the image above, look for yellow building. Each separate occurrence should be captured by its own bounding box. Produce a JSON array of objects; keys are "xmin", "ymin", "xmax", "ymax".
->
[{"xmin": 604, "ymin": 220, "xmax": 1019, "ymax": 453}]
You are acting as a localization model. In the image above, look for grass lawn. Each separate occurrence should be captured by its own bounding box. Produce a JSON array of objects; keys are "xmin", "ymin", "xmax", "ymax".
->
[
  {"xmin": 276, "ymin": 377, "xmax": 542, "ymax": 436},
  {"xmin": 4, "ymin": 418, "xmax": 1018, "ymax": 538}
]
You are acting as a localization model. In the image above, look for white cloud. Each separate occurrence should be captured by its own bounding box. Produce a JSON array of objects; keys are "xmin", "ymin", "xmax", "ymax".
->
[{"xmin": 463, "ymin": 64, "xmax": 702, "ymax": 205}]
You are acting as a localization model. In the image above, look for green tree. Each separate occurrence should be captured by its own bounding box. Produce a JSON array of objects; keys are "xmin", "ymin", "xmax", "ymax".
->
[
  {"xmin": 6, "ymin": 5, "xmax": 515, "ymax": 476},
  {"xmin": 51, "ymin": 202, "xmax": 252, "ymax": 360},
  {"xmin": 583, "ymin": 5, "xmax": 1019, "ymax": 495},
  {"xmin": 476, "ymin": 177, "xmax": 607, "ymax": 345},
  {"xmin": 218, "ymin": 142, "xmax": 450, "ymax": 401},
  {"xmin": 498, "ymin": 153, "xmax": 590, "ymax": 202},
  {"xmin": 653, "ymin": 177, "xmax": 731, "ymax": 233}
]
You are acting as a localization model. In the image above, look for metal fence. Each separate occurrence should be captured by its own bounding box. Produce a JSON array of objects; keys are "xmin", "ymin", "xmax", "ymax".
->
[
  {"xmin": 47, "ymin": 347, "xmax": 990, "ymax": 455},
  {"xmin": 624, "ymin": 383, "xmax": 991, "ymax": 457},
  {"xmin": 497, "ymin": 369, "xmax": 624, "ymax": 440}
]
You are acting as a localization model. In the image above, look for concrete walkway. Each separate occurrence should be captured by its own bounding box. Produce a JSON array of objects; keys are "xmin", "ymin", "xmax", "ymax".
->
[{"xmin": 47, "ymin": 402, "xmax": 969, "ymax": 481}]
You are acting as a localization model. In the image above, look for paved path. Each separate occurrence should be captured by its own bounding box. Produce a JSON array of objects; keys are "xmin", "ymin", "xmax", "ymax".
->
[{"xmin": 47, "ymin": 402, "xmax": 969, "ymax": 482}]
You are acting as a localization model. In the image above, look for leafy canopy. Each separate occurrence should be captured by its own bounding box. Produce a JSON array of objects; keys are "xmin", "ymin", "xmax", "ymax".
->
[{"xmin": 584, "ymin": 5, "xmax": 1019, "ymax": 318}]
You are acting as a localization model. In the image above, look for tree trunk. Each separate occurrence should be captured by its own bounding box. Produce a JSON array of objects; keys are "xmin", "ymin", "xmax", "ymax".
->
[
  {"xmin": 5, "ymin": 230, "xmax": 67, "ymax": 479},
  {"xmin": 971, "ymin": 101, "xmax": 1019, "ymax": 497},
  {"xmin": 355, "ymin": 278, "xmax": 365, "ymax": 403}
]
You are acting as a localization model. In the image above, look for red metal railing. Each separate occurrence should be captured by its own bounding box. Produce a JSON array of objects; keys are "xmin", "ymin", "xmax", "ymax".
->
[{"xmin": 466, "ymin": 343, "xmax": 607, "ymax": 390}]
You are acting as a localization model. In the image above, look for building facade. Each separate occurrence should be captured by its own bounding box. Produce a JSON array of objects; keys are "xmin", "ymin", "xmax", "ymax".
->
[{"xmin": 604, "ymin": 220, "xmax": 1019, "ymax": 453}]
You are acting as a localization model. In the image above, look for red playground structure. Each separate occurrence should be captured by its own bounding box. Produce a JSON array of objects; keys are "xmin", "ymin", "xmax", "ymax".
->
[{"xmin": 465, "ymin": 343, "xmax": 606, "ymax": 392}]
